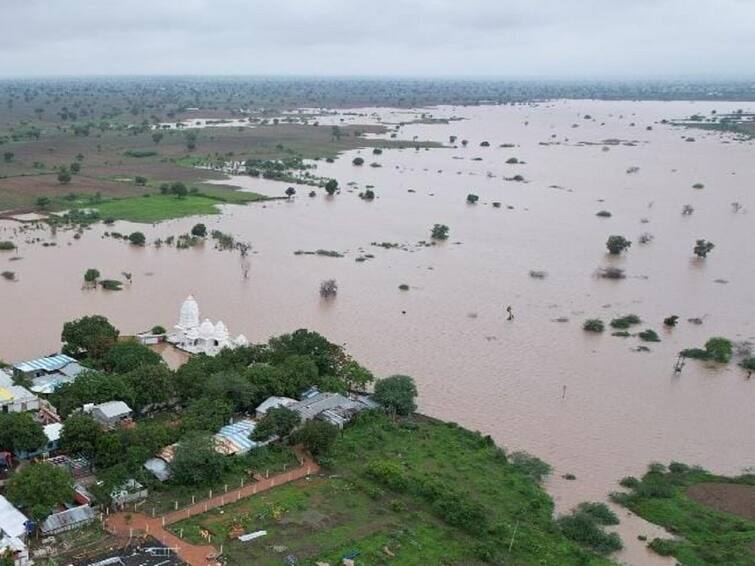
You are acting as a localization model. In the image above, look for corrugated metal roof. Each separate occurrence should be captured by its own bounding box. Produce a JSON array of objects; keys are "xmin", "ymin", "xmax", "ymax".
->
[
  {"xmin": 290, "ymin": 392, "xmax": 361, "ymax": 421},
  {"xmin": 255, "ymin": 396, "xmax": 297, "ymax": 415},
  {"xmin": 144, "ymin": 458, "xmax": 171, "ymax": 481},
  {"xmin": 92, "ymin": 401, "xmax": 132, "ymax": 419},
  {"xmin": 215, "ymin": 419, "xmax": 259, "ymax": 455},
  {"xmin": 14, "ymin": 354, "xmax": 78, "ymax": 373},
  {"xmin": 0, "ymin": 495, "xmax": 29, "ymax": 539},
  {"xmin": 40, "ymin": 505, "xmax": 95, "ymax": 534}
]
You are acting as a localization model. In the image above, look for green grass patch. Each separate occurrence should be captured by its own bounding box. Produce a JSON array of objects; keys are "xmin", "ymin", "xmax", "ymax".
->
[
  {"xmin": 82, "ymin": 190, "xmax": 266, "ymax": 223},
  {"xmin": 169, "ymin": 413, "xmax": 610, "ymax": 565},
  {"xmin": 613, "ymin": 463, "xmax": 755, "ymax": 565}
]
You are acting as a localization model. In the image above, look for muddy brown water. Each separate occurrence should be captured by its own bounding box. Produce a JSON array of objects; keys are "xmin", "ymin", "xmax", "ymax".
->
[{"xmin": 2, "ymin": 101, "xmax": 754, "ymax": 565}]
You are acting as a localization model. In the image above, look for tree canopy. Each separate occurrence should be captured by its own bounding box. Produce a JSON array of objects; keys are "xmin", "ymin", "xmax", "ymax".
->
[
  {"xmin": 61, "ymin": 315, "xmax": 119, "ymax": 359},
  {"xmin": 170, "ymin": 433, "xmax": 227, "ymax": 486},
  {"xmin": 373, "ymin": 374, "xmax": 418, "ymax": 416},
  {"xmin": 6, "ymin": 462, "xmax": 74, "ymax": 520},
  {"xmin": 0, "ymin": 412, "xmax": 47, "ymax": 454}
]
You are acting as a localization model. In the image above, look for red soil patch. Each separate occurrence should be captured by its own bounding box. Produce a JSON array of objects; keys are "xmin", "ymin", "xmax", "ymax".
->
[{"xmin": 686, "ymin": 482, "xmax": 755, "ymax": 520}]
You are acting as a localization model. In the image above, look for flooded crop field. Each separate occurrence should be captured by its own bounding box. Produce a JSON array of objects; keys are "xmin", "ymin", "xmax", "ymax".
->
[{"xmin": 1, "ymin": 100, "xmax": 753, "ymax": 564}]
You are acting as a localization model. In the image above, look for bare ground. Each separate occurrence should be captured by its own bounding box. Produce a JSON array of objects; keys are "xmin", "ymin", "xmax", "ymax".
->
[{"xmin": 686, "ymin": 482, "xmax": 755, "ymax": 520}]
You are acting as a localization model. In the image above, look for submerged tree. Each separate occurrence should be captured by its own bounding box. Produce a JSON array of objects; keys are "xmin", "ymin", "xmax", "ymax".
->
[
  {"xmin": 324, "ymin": 179, "xmax": 338, "ymax": 195},
  {"xmin": 83, "ymin": 268, "xmax": 100, "ymax": 287},
  {"xmin": 431, "ymin": 223, "xmax": 450, "ymax": 240},
  {"xmin": 320, "ymin": 279, "xmax": 338, "ymax": 298},
  {"xmin": 606, "ymin": 235, "xmax": 632, "ymax": 255},
  {"xmin": 693, "ymin": 239, "xmax": 715, "ymax": 258}
]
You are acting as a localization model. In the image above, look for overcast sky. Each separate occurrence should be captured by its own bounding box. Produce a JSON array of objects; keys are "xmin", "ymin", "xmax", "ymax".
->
[{"xmin": 2, "ymin": 0, "xmax": 754, "ymax": 79}]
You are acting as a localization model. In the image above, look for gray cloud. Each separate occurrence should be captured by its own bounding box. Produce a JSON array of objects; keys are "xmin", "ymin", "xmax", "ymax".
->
[{"xmin": 1, "ymin": 0, "xmax": 754, "ymax": 77}]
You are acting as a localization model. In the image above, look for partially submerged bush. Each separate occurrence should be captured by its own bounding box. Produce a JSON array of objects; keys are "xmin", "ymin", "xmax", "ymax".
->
[
  {"xmin": 0, "ymin": 241, "xmax": 16, "ymax": 251},
  {"xmin": 430, "ymin": 223, "xmax": 449, "ymax": 240},
  {"xmin": 319, "ymin": 279, "xmax": 338, "ymax": 298},
  {"xmin": 466, "ymin": 193, "xmax": 479, "ymax": 204},
  {"xmin": 681, "ymin": 337, "xmax": 732, "ymax": 363},
  {"xmin": 663, "ymin": 315, "xmax": 679, "ymax": 327},
  {"xmin": 557, "ymin": 507, "xmax": 623, "ymax": 554},
  {"xmin": 508, "ymin": 451, "xmax": 551, "ymax": 483},
  {"xmin": 596, "ymin": 266, "xmax": 626, "ymax": 279},
  {"xmin": 638, "ymin": 329, "xmax": 661, "ymax": 342},
  {"xmin": 596, "ymin": 210, "xmax": 612, "ymax": 218},
  {"xmin": 529, "ymin": 270, "xmax": 547, "ymax": 279},
  {"xmin": 610, "ymin": 314, "xmax": 641, "ymax": 329},
  {"xmin": 583, "ymin": 319, "xmax": 605, "ymax": 333},
  {"xmin": 576, "ymin": 502, "xmax": 620, "ymax": 526}
]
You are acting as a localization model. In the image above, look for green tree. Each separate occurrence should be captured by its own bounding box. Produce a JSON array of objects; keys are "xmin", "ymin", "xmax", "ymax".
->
[
  {"xmin": 431, "ymin": 224, "xmax": 449, "ymax": 240},
  {"xmin": 693, "ymin": 239, "xmax": 715, "ymax": 258},
  {"xmin": 181, "ymin": 397, "xmax": 232, "ymax": 433},
  {"xmin": 373, "ymin": 374, "xmax": 418, "ymax": 416},
  {"xmin": 170, "ymin": 433, "xmax": 226, "ymax": 486},
  {"xmin": 6, "ymin": 462, "xmax": 74, "ymax": 520},
  {"xmin": 35, "ymin": 196, "xmax": 51, "ymax": 208},
  {"xmin": 84, "ymin": 268, "xmax": 100, "ymax": 286},
  {"xmin": 128, "ymin": 231, "xmax": 146, "ymax": 246},
  {"xmin": 151, "ymin": 132, "xmax": 163, "ymax": 144},
  {"xmin": 191, "ymin": 223, "xmax": 207, "ymax": 237},
  {"xmin": 0, "ymin": 412, "xmax": 47, "ymax": 454},
  {"xmin": 170, "ymin": 182, "xmax": 188, "ymax": 198},
  {"xmin": 268, "ymin": 329, "xmax": 345, "ymax": 378},
  {"xmin": 134, "ymin": 175, "xmax": 148, "ymax": 186},
  {"xmin": 606, "ymin": 235, "xmax": 632, "ymax": 255},
  {"xmin": 57, "ymin": 170, "xmax": 72, "ymax": 184},
  {"xmin": 352, "ymin": 156, "xmax": 365, "ymax": 166},
  {"xmin": 123, "ymin": 364, "xmax": 176, "ymax": 413},
  {"xmin": 51, "ymin": 370, "xmax": 134, "ymax": 418},
  {"xmin": 340, "ymin": 360, "xmax": 374, "ymax": 392},
  {"xmin": 60, "ymin": 413, "xmax": 102, "ymax": 457},
  {"xmin": 324, "ymin": 179, "xmax": 338, "ymax": 195},
  {"xmin": 95, "ymin": 433, "xmax": 124, "ymax": 468},
  {"xmin": 184, "ymin": 131, "xmax": 197, "ymax": 151},
  {"xmin": 704, "ymin": 337, "xmax": 733, "ymax": 363},
  {"xmin": 3, "ymin": 151, "xmax": 14, "ymax": 162},
  {"xmin": 252, "ymin": 407, "xmax": 301, "ymax": 441},
  {"xmin": 291, "ymin": 420, "xmax": 338, "ymax": 457},
  {"xmin": 101, "ymin": 340, "xmax": 162, "ymax": 373},
  {"xmin": 285, "ymin": 186, "xmax": 296, "ymax": 199},
  {"xmin": 61, "ymin": 314, "xmax": 119, "ymax": 359},
  {"xmin": 70, "ymin": 162, "xmax": 81, "ymax": 174},
  {"xmin": 466, "ymin": 193, "xmax": 479, "ymax": 204}
]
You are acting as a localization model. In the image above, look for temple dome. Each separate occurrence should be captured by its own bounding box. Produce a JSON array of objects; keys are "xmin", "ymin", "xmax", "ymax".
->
[
  {"xmin": 198, "ymin": 319, "xmax": 216, "ymax": 340},
  {"xmin": 178, "ymin": 295, "xmax": 200, "ymax": 329}
]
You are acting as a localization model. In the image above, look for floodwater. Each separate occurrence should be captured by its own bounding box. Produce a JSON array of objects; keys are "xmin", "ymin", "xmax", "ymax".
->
[{"xmin": 2, "ymin": 101, "xmax": 754, "ymax": 565}]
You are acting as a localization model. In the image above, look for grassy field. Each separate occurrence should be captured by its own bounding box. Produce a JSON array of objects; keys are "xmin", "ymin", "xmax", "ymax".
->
[
  {"xmin": 85, "ymin": 191, "xmax": 265, "ymax": 223},
  {"xmin": 612, "ymin": 463, "xmax": 755, "ymax": 565},
  {"xmin": 168, "ymin": 413, "xmax": 612, "ymax": 565}
]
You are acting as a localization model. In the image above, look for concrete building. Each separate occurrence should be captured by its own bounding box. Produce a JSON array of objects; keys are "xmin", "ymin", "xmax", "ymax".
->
[
  {"xmin": 88, "ymin": 401, "xmax": 132, "ymax": 428},
  {"xmin": 168, "ymin": 296, "xmax": 248, "ymax": 356}
]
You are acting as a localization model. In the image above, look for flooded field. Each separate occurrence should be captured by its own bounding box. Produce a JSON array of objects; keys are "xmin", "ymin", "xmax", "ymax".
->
[{"xmin": 1, "ymin": 100, "xmax": 753, "ymax": 564}]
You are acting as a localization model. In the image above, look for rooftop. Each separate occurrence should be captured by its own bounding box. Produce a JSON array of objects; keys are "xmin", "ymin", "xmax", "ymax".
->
[
  {"xmin": 0, "ymin": 495, "xmax": 28, "ymax": 539},
  {"xmin": 14, "ymin": 354, "xmax": 78, "ymax": 374}
]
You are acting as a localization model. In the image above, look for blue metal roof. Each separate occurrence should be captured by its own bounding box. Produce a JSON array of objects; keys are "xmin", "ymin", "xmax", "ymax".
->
[
  {"xmin": 14, "ymin": 354, "xmax": 78, "ymax": 373},
  {"xmin": 216, "ymin": 420, "xmax": 258, "ymax": 454}
]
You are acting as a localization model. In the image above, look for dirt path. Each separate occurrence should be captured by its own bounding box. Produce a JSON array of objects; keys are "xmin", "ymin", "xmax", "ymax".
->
[{"xmin": 105, "ymin": 453, "xmax": 319, "ymax": 566}]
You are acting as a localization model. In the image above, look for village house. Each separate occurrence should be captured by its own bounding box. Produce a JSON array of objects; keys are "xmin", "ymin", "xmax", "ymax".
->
[
  {"xmin": 289, "ymin": 389, "xmax": 377, "ymax": 429},
  {"xmin": 0, "ymin": 371, "xmax": 39, "ymax": 414},
  {"xmin": 10, "ymin": 354, "xmax": 84, "ymax": 395},
  {"xmin": 39, "ymin": 505, "xmax": 96, "ymax": 536},
  {"xmin": 86, "ymin": 401, "xmax": 133, "ymax": 428},
  {"xmin": 14, "ymin": 423, "xmax": 62, "ymax": 460},
  {"xmin": 110, "ymin": 479, "xmax": 148, "ymax": 507},
  {"xmin": 254, "ymin": 396, "xmax": 297, "ymax": 419},
  {"xmin": 0, "ymin": 495, "xmax": 30, "ymax": 566}
]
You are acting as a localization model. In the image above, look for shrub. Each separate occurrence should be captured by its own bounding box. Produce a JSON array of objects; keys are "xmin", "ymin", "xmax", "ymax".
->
[
  {"xmin": 0, "ymin": 241, "xmax": 16, "ymax": 251},
  {"xmin": 557, "ymin": 509, "xmax": 623, "ymax": 554},
  {"xmin": 100, "ymin": 279, "xmax": 123, "ymax": 291},
  {"xmin": 529, "ymin": 270, "xmax": 547, "ymax": 279},
  {"xmin": 583, "ymin": 319, "xmax": 605, "ymax": 333},
  {"xmin": 191, "ymin": 223, "xmax": 207, "ymax": 237},
  {"xmin": 638, "ymin": 329, "xmax": 660, "ymax": 342},
  {"xmin": 596, "ymin": 266, "xmax": 625, "ymax": 279},
  {"xmin": 505, "ymin": 157, "xmax": 519, "ymax": 164},
  {"xmin": 352, "ymin": 157, "xmax": 364, "ymax": 166},
  {"xmin": 134, "ymin": 176, "xmax": 148, "ymax": 186},
  {"xmin": 668, "ymin": 462, "xmax": 689, "ymax": 474},
  {"xmin": 648, "ymin": 538, "xmax": 676, "ymax": 556},
  {"xmin": 124, "ymin": 149, "xmax": 157, "ymax": 158},
  {"xmin": 576, "ymin": 502, "xmax": 619, "ymax": 526},
  {"xmin": 466, "ymin": 193, "xmax": 479, "ymax": 204},
  {"xmin": 151, "ymin": 325, "xmax": 166, "ymax": 335},
  {"xmin": 509, "ymin": 451, "xmax": 551, "ymax": 483},
  {"xmin": 619, "ymin": 476, "xmax": 640, "ymax": 489},
  {"xmin": 128, "ymin": 232, "xmax": 146, "ymax": 246},
  {"xmin": 324, "ymin": 179, "xmax": 338, "ymax": 195},
  {"xmin": 319, "ymin": 279, "xmax": 337, "ymax": 298},
  {"xmin": 740, "ymin": 357, "xmax": 755, "ymax": 371},
  {"xmin": 398, "ymin": 284, "xmax": 409, "ymax": 291},
  {"xmin": 596, "ymin": 210, "xmax": 612, "ymax": 217},
  {"xmin": 610, "ymin": 314, "xmax": 641, "ymax": 329},
  {"xmin": 663, "ymin": 315, "xmax": 679, "ymax": 327},
  {"xmin": 1, "ymin": 271, "xmax": 15, "ymax": 281}
]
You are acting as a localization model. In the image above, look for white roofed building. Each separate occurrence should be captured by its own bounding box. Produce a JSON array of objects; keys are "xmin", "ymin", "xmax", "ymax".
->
[{"xmin": 168, "ymin": 296, "xmax": 248, "ymax": 356}]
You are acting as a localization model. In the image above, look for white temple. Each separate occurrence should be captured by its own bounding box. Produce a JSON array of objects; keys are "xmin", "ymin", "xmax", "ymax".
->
[{"xmin": 169, "ymin": 295, "xmax": 248, "ymax": 356}]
